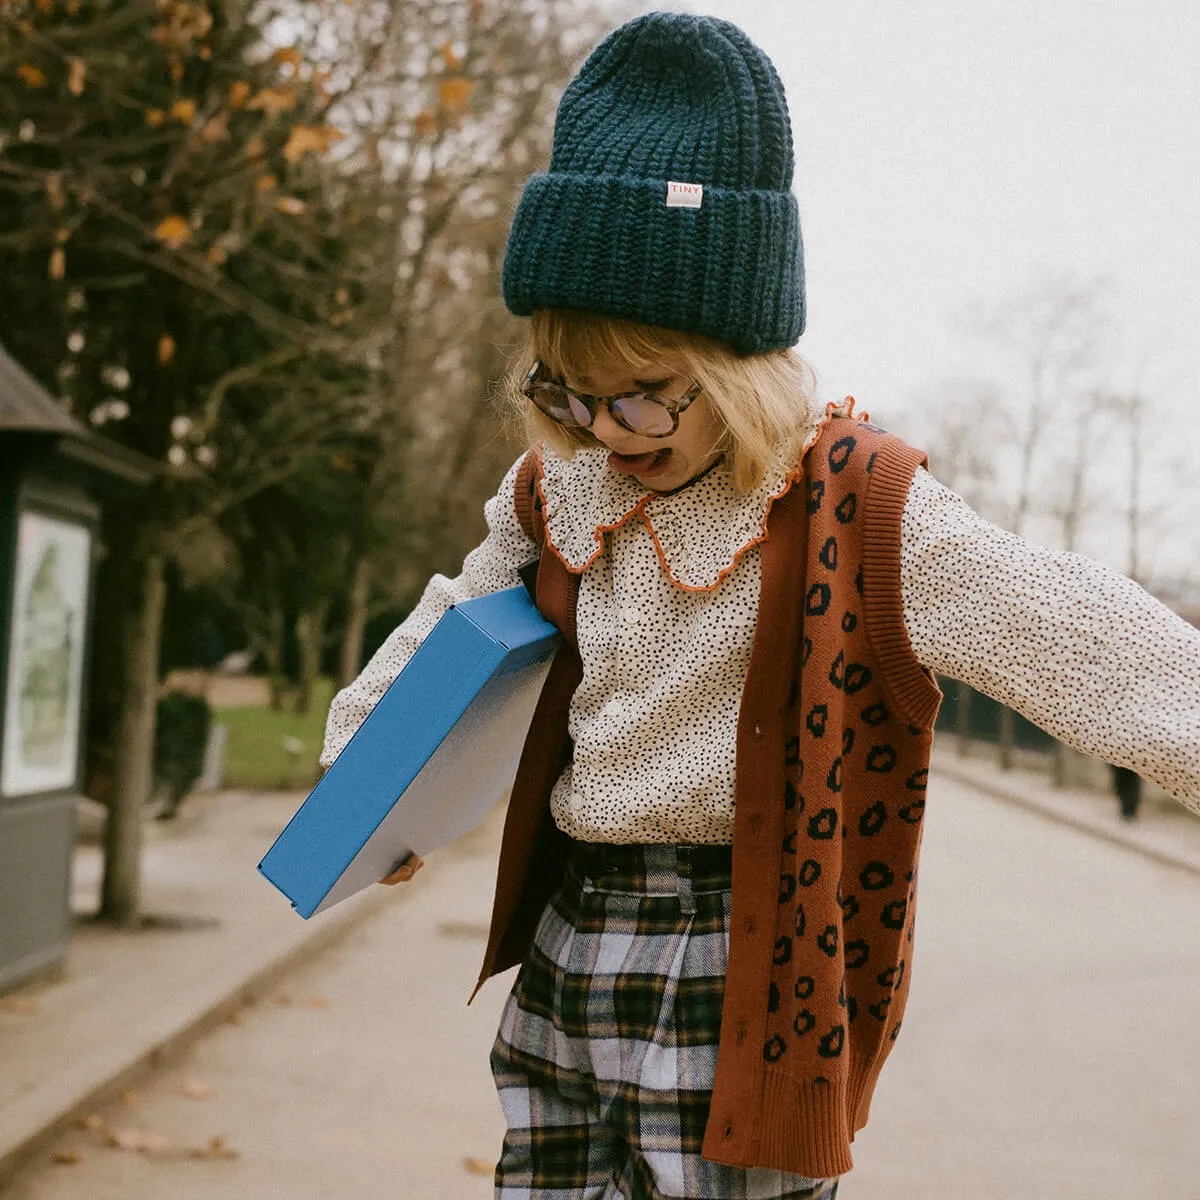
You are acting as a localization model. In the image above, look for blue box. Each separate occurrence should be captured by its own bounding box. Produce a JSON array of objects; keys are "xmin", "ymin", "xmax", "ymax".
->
[{"xmin": 259, "ymin": 587, "xmax": 561, "ymax": 917}]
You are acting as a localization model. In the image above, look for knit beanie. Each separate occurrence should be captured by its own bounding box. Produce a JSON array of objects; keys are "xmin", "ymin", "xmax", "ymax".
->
[{"xmin": 501, "ymin": 12, "xmax": 804, "ymax": 355}]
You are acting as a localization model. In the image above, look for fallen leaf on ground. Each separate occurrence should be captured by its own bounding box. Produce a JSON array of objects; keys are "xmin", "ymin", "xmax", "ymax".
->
[
  {"xmin": 76, "ymin": 1114, "xmax": 105, "ymax": 1133},
  {"xmin": 0, "ymin": 995, "xmax": 39, "ymax": 1014},
  {"xmin": 191, "ymin": 1135, "xmax": 239, "ymax": 1161},
  {"xmin": 180, "ymin": 1079, "xmax": 214, "ymax": 1100},
  {"xmin": 51, "ymin": 1149, "xmax": 83, "ymax": 1165},
  {"xmin": 104, "ymin": 1127, "xmax": 173, "ymax": 1155},
  {"xmin": 463, "ymin": 1156, "xmax": 494, "ymax": 1176}
]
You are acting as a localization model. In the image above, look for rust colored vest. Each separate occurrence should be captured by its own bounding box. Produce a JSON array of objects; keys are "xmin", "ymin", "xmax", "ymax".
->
[{"xmin": 476, "ymin": 417, "xmax": 941, "ymax": 1179}]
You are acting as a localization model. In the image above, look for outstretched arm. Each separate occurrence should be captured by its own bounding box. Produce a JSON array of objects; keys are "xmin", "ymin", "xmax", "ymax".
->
[{"xmin": 900, "ymin": 468, "xmax": 1200, "ymax": 813}]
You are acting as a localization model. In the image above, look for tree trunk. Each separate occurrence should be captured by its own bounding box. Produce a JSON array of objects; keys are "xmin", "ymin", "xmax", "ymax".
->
[
  {"xmin": 263, "ymin": 600, "xmax": 287, "ymax": 710},
  {"xmin": 100, "ymin": 551, "xmax": 166, "ymax": 927},
  {"xmin": 295, "ymin": 596, "xmax": 331, "ymax": 715},
  {"xmin": 338, "ymin": 554, "xmax": 372, "ymax": 689},
  {"xmin": 997, "ymin": 705, "xmax": 1015, "ymax": 772}
]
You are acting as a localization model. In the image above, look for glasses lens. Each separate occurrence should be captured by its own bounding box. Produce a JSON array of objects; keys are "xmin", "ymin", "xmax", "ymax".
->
[
  {"xmin": 529, "ymin": 382, "xmax": 583, "ymax": 426},
  {"xmin": 567, "ymin": 394, "xmax": 593, "ymax": 427},
  {"xmin": 613, "ymin": 394, "xmax": 675, "ymax": 436}
]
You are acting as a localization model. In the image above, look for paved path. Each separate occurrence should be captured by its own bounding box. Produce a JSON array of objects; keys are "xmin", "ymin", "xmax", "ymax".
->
[{"xmin": 5, "ymin": 774, "xmax": 1199, "ymax": 1199}]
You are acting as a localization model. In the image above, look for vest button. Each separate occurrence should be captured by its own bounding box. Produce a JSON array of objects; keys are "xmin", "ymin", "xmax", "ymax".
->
[{"xmin": 753, "ymin": 721, "xmax": 764, "ymax": 738}]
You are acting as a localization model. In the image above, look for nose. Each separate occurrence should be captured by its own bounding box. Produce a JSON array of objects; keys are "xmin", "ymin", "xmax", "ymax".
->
[{"xmin": 588, "ymin": 405, "xmax": 628, "ymax": 448}]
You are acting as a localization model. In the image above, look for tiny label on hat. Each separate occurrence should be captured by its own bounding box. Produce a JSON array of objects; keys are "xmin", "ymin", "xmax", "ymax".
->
[{"xmin": 666, "ymin": 181, "xmax": 703, "ymax": 209}]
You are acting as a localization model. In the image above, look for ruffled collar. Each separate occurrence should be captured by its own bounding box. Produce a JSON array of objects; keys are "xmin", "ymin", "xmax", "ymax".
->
[{"xmin": 536, "ymin": 400, "xmax": 846, "ymax": 593}]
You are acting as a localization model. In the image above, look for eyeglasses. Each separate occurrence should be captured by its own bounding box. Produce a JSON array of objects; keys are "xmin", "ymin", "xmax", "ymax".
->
[{"xmin": 522, "ymin": 360, "xmax": 703, "ymax": 438}]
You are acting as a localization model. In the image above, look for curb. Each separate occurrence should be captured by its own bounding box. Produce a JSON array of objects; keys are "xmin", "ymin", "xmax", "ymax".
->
[
  {"xmin": 0, "ymin": 883, "xmax": 395, "ymax": 1187},
  {"xmin": 935, "ymin": 758, "xmax": 1200, "ymax": 880}
]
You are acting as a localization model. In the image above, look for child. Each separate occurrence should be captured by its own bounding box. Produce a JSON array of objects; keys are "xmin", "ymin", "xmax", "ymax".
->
[{"xmin": 321, "ymin": 13, "xmax": 1200, "ymax": 1198}]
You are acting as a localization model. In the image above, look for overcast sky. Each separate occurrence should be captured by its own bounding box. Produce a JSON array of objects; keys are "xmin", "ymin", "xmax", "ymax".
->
[
  {"xmin": 651, "ymin": 0, "xmax": 1200, "ymax": 580},
  {"xmin": 678, "ymin": 1, "xmax": 1200, "ymax": 409}
]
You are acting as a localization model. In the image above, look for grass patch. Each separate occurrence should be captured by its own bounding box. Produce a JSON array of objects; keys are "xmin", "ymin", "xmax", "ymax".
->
[{"xmin": 214, "ymin": 677, "xmax": 335, "ymax": 791}]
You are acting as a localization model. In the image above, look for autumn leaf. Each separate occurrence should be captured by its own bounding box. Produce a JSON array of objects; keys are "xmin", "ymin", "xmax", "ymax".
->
[
  {"xmin": 247, "ymin": 86, "xmax": 297, "ymax": 117},
  {"xmin": 274, "ymin": 46, "xmax": 303, "ymax": 70},
  {"xmin": 49, "ymin": 248, "xmax": 66, "ymax": 281},
  {"xmin": 0, "ymin": 995, "xmax": 39, "ymax": 1014},
  {"xmin": 441, "ymin": 42, "xmax": 464, "ymax": 71},
  {"xmin": 229, "ymin": 80, "xmax": 252, "ymax": 108},
  {"xmin": 438, "ymin": 77, "xmax": 475, "ymax": 116},
  {"xmin": 170, "ymin": 98, "xmax": 197, "ymax": 124},
  {"xmin": 255, "ymin": 173, "xmax": 278, "ymax": 194},
  {"xmin": 275, "ymin": 196, "xmax": 307, "ymax": 216},
  {"xmin": 145, "ymin": 108, "xmax": 166, "ymax": 128},
  {"xmin": 206, "ymin": 243, "xmax": 228, "ymax": 266},
  {"xmin": 18, "ymin": 64, "xmax": 47, "ymax": 89},
  {"xmin": 104, "ymin": 1127, "xmax": 173, "ymax": 1155},
  {"xmin": 414, "ymin": 108, "xmax": 438, "ymax": 137},
  {"xmin": 243, "ymin": 135, "xmax": 266, "ymax": 160},
  {"xmin": 282, "ymin": 124, "xmax": 344, "ymax": 163},
  {"xmin": 67, "ymin": 57, "xmax": 86, "ymax": 96},
  {"xmin": 201, "ymin": 113, "xmax": 229, "ymax": 143},
  {"xmin": 157, "ymin": 334, "xmax": 176, "ymax": 364},
  {"xmin": 153, "ymin": 216, "xmax": 192, "ymax": 249},
  {"xmin": 191, "ymin": 1135, "xmax": 239, "ymax": 1161}
]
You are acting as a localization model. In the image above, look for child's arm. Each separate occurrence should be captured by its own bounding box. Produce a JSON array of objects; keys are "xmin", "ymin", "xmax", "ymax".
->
[
  {"xmin": 319, "ymin": 454, "xmax": 537, "ymax": 769},
  {"xmin": 900, "ymin": 468, "xmax": 1200, "ymax": 813}
]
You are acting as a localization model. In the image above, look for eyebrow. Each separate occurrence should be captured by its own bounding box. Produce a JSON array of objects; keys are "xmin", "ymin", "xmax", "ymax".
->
[{"xmin": 633, "ymin": 377, "xmax": 671, "ymax": 390}]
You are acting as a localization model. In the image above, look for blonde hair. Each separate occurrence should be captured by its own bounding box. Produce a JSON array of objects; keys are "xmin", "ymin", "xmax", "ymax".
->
[{"xmin": 499, "ymin": 310, "xmax": 819, "ymax": 492}]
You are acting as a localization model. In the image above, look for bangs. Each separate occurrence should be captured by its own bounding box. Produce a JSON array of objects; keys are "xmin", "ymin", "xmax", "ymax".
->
[{"xmin": 531, "ymin": 310, "xmax": 722, "ymax": 383}]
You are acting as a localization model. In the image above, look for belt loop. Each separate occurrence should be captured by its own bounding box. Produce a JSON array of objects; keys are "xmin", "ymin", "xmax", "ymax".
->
[{"xmin": 676, "ymin": 845, "xmax": 696, "ymax": 915}]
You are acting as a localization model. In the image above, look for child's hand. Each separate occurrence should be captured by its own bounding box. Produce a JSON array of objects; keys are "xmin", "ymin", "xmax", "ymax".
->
[{"xmin": 379, "ymin": 854, "xmax": 423, "ymax": 885}]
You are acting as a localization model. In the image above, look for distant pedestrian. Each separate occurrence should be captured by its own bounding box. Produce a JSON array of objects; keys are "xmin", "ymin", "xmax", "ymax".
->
[
  {"xmin": 321, "ymin": 13, "xmax": 1200, "ymax": 1197},
  {"xmin": 1111, "ymin": 763, "xmax": 1144, "ymax": 821}
]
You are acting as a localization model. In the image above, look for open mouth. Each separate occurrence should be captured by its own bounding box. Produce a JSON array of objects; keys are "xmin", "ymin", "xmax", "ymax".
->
[{"xmin": 608, "ymin": 448, "xmax": 673, "ymax": 477}]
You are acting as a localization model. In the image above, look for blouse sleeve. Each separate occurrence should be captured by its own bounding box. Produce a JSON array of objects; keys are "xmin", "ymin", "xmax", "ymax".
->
[
  {"xmin": 899, "ymin": 467, "xmax": 1200, "ymax": 813},
  {"xmin": 320, "ymin": 454, "xmax": 538, "ymax": 767}
]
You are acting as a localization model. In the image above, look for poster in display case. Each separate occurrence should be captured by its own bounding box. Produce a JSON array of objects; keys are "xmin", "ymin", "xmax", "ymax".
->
[{"xmin": 1, "ymin": 510, "xmax": 92, "ymax": 797}]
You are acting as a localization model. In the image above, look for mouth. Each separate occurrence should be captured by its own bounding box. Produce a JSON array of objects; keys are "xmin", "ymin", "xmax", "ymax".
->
[{"xmin": 607, "ymin": 447, "xmax": 673, "ymax": 478}]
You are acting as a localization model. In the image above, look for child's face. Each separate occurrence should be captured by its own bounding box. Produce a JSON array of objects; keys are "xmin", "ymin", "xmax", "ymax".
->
[{"xmin": 568, "ymin": 364, "xmax": 724, "ymax": 492}]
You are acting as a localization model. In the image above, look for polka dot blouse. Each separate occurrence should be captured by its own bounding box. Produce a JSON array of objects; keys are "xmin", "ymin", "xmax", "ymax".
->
[{"xmin": 321, "ymin": 444, "xmax": 1200, "ymax": 841}]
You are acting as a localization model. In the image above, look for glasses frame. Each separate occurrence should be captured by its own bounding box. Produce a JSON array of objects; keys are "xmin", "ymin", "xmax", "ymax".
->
[{"xmin": 522, "ymin": 360, "xmax": 703, "ymax": 439}]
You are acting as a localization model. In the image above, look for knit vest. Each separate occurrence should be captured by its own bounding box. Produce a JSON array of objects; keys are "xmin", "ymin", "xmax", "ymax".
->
[{"xmin": 475, "ymin": 417, "xmax": 942, "ymax": 1179}]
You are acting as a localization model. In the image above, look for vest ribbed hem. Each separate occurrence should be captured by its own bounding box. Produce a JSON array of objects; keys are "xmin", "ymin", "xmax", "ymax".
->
[
  {"xmin": 704, "ymin": 1054, "xmax": 885, "ymax": 1179},
  {"xmin": 862, "ymin": 440, "xmax": 943, "ymax": 729}
]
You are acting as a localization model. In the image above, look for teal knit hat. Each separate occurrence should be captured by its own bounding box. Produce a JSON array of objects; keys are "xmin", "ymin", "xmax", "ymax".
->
[{"xmin": 502, "ymin": 12, "xmax": 804, "ymax": 355}]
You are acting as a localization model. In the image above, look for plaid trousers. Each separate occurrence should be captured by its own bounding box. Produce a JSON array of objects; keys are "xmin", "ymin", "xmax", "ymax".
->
[{"xmin": 490, "ymin": 843, "xmax": 840, "ymax": 1200}]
